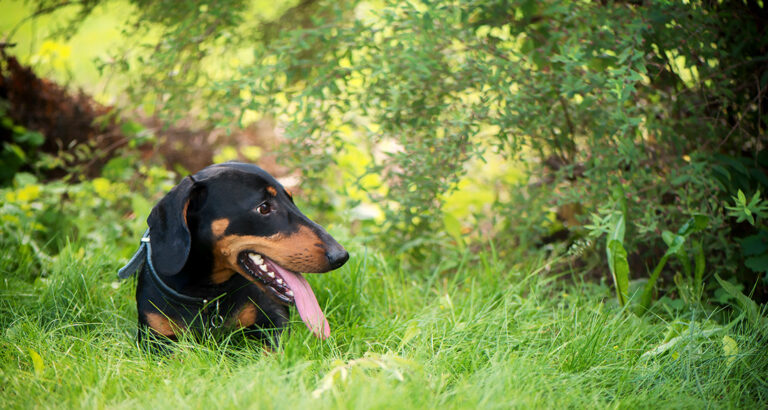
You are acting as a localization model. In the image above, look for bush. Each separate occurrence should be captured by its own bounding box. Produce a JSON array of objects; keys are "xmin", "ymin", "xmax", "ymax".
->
[
  {"xmin": 11, "ymin": 0, "xmax": 768, "ymax": 306},
  {"xmin": 0, "ymin": 160, "xmax": 177, "ymax": 281}
]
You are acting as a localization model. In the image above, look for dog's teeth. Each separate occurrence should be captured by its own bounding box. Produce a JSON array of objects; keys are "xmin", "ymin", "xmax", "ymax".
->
[
  {"xmin": 267, "ymin": 271, "xmax": 275, "ymax": 278},
  {"xmin": 286, "ymin": 290, "xmax": 294, "ymax": 297},
  {"xmin": 276, "ymin": 278, "xmax": 284, "ymax": 285},
  {"xmin": 259, "ymin": 264, "xmax": 267, "ymax": 271},
  {"xmin": 248, "ymin": 254, "xmax": 260, "ymax": 263}
]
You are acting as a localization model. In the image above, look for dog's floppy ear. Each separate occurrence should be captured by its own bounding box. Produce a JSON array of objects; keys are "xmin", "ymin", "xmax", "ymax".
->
[{"xmin": 147, "ymin": 176, "xmax": 196, "ymax": 276}]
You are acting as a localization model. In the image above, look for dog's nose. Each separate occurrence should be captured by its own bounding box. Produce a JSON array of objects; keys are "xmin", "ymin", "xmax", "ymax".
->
[{"xmin": 326, "ymin": 248, "xmax": 349, "ymax": 270}]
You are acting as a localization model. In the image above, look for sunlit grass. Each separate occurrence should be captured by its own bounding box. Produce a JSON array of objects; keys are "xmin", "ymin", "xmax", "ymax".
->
[{"xmin": 1, "ymin": 236, "xmax": 765, "ymax": 408}]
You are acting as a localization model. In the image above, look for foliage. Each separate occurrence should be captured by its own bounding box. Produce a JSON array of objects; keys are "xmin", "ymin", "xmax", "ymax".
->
[
  {"xmin": 727, "ymin": 190, "xmax": 768, "ymax": 226},
  {"xmin": 133, "ymin": 0, "xmax": 765, "ymax": 310},
  {"xmin": 210, "ymin": 0, "xmax": 653, "ymax": 240},
  {"xmin": 0, "ymin": 159, "xmax": 176, "ymax": 277},
  {"xmin": 6, "ymin": 0, "xmax": 768, "ymax": 314},
  {"xmin": 0, "ymin": 106, "xmax": 45, "ymax": 185},
  {"xmin": 194, "ymin": 0, "xmax": 768, "ymax": 249},
  {"xmin": 606, "ymin": 207, "xmax": 629, "ymax": 306},
  {"xmin": 637, "ymin": 214, "xmax": 709, "ymax": 312},
  {"xmin": 727, "ymin": 189, "xmax": 768, "ymax": 278}
]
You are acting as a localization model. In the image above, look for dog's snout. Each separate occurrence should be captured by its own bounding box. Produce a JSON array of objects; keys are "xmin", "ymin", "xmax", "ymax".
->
[{"xmin": 326, "ymin": 248, "xmax": 349, "ymax": 270}]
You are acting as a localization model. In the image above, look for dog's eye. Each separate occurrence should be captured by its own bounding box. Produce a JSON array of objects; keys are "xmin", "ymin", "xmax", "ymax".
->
[{"xmin": 257, "ymin": 203, "xmax": 272, "ymax": 215}]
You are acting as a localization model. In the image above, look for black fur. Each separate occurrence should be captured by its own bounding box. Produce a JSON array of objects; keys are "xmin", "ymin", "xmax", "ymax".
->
[{"xmin": 133, "ymin": 162, "xmax": 348, "ymax": 346}]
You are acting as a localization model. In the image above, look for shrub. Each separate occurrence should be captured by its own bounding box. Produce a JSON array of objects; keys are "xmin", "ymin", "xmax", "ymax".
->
[{"xmin": 11, "ymin": 0, "xmax": 768, "ymax": 305}]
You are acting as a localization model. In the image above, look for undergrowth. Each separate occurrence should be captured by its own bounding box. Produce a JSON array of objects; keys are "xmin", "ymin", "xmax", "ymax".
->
[{"xmin": 1, "ymin": 236, "xmax": 766, "ymax": 408}]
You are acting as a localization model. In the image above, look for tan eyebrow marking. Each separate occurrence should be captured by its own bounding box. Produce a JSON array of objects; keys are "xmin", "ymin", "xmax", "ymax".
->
[
  {"xmin": 266, "ymin": 186, "xmax": 277, "ymax": 196},
  {"xmin": 211, "ymin": 218, "xmax": 230, "ymax": 237},
  {"xmin": 285, "ymin": 189, "xmax": 293, "ymax": 199}
]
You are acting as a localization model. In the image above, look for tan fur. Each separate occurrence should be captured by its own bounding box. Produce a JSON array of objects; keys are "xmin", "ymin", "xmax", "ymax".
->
[
  {"xmin": 211, "ymin": 262, "xmax": 236, "ymax": 284},
  {"xmin": 210, "ymin": 219, "xmax": 235, "ymax": 284},
  {"xmin": 213, "ymin": 226, "xmax": 327, "ymax": 283},
  {"xmin": 182, "ymin": 200, "xmax": 189, "ymax": 225},
  {"xmin": 145, "ymin": 312, "xmax": 180, "ymax": 337},
  {"xmin": 211, "ymin": 218, "xmax": 230, "ymax": 238},
  {"xmin": 266, "ymin": 186, "xmax": 277, "ymax": 196},
  {"xmin": 236, "ymin": 303, "xmax": 258, "ymax": 328}
]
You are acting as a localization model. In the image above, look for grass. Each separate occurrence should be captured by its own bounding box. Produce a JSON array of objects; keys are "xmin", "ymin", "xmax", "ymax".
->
[{"xmin": 1, "ymin": 234, "xmax": 766, "ymax": 409}]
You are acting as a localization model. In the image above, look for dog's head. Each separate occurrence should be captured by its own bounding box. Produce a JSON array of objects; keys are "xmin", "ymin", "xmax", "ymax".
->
[{"xmin": 146, "ymin": 162, "xmax": 348, "ymax": 338}]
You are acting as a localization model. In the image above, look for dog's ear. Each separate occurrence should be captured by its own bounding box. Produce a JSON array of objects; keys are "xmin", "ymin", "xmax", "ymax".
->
[{"xmin": 147, "ymin": 176, "xmax": 196, "ymax": 276}]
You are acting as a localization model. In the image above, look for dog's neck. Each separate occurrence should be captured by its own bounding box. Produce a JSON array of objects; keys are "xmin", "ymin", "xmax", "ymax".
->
[
  {"xmin": 160, "ymin": 240, "xmax": 225, "ymax": 299},
  {"xmin": 155, "ymin": 204, "xmax": 252, "ymax": 302}
]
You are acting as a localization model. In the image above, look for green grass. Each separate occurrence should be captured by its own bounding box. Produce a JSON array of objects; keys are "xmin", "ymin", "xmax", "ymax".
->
[{"xmin": 1, "ymin": 236, "xmax": 766, "ymax": 408}]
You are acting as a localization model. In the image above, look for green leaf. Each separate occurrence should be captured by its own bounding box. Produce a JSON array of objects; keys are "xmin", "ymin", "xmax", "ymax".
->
[
  {"xmin": 639, "ymin": 253, "xmax": 671, "ymax": 312},
  {"xmin": 717, "ymin": 155, "xmax": 751, "ymax": 178},
  {"xmin": 16, "ymin": 130, "xmax": 45, "ymax": 146},
  {"xmin": 694, "ymin": 240, "xmax": 704, "ymax": 298},
  {"xmin": 28, "ymin": 349, "xmax": 44, "ymax": 376},
  {"xmin": 745, "ymin": 254, "xmax": 768, "ymax": 274},
  {"xmin": 710, "ymin": 164, "xmax": 731, "ymax": 186},
  {"xmin": 739, "ymin": 231, "xmax": 768, "ymax": 256},
  {"xmin": 608, "ymin": 212, "xmax": 625, "ymax": 244},
  {"xmin": 607, "ymin": 239, "xmax": 630, "ymax": 306},
  {"xmin": 677, "ymin": 215, "xmax": 709, "ymax": 237},
  {"xmin": 661, "ymin": 232, "xmax": 685, "ymax": 256},
  {"xmin": 14, "ymin": 172, "xmax": 38, "ymax": 187},
  {"xmin": 120, "ymin": 120, "xmax": 145, "ymax": 137},
  {"xmin": 675, "ymin": 249, "xmax": 691, "ymax": 280},
  {"xmin": 750, "ymin": 169, "xmax": 768, "ymax": 190},
  {"xmin": 6, "ymin": 143, "xmax": 26, "ymax": 162},
  {"xmin": 715, "ymin": 274, "xmax": 768, "ymax": 332},
  {"xmin": 722, "ymin": 335, "xmax": 738, "ymax": 365},
  {"xmin": 661, "ymin": 230, "xmax": 675, "ymax": 246},
  {"xmin": 399, "ymin": 322, "xmax": 421, "ymax": 349},
  {"xmin": 442, "ymin": 212, "xmax": 464, "ymax": 250},
  {"xmin": 737, "ymin": 190, "xmax": 747, "ymax": 205},
  {"xmin": 670, "ymin": 174, "xmax": 690, "ymax": 186}
]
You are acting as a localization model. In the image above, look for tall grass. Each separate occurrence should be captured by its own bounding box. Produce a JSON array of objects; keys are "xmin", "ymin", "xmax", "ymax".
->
[{"xmin": 1, "ymin": 238, "xmax": 766, "ymax": 408}]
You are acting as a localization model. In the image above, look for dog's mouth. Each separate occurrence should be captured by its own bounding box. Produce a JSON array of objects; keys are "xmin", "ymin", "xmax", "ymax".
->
[{"xmin": 237, "ymin": 251, "xmax": 330, "ymax": 339}]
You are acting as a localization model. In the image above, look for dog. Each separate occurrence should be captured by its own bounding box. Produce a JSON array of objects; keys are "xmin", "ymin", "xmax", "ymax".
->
[{"xmin": 118, "ymin": 162, "xmax": 348, "ymax": 345}]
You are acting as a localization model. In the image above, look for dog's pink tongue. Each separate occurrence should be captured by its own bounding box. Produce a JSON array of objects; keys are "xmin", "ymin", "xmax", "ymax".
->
[{"xmin": 273, "ymin": 265, "xmax": 330, "ymax": 339}]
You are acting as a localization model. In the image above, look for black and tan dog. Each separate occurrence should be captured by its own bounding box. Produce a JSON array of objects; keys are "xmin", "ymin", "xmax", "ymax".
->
[{"xmin": 118, "ymin": 162, "xmax": 348, "ymax": 344}]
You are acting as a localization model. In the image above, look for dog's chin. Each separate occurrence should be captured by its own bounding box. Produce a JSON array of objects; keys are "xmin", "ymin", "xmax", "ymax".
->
[{"xmin": 237, "ymin": 252, "xmax": 295, "ymax": 305}]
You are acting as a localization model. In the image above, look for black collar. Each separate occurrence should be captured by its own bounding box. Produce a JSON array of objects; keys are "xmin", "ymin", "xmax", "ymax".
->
[{"xmin": 118, "ymin": 229, "xmax": 211, "ymax": 305}]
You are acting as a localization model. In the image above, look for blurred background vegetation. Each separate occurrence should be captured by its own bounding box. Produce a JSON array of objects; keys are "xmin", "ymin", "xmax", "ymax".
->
[{"xmin": 1, "ymin": 0, "xmax": 767, "ymax": 314}]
